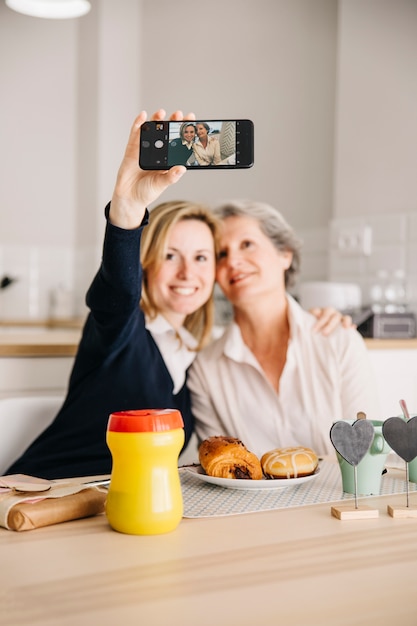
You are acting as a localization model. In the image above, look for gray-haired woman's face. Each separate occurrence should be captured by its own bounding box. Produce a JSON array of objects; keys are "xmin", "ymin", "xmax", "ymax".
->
[
  {"xmin": 196, "ymin": 124, "xmax": 208, "ymax": 139},
  {"xmin": 215, "ymin": 215, "xmax": 292, "ymax": 306}
]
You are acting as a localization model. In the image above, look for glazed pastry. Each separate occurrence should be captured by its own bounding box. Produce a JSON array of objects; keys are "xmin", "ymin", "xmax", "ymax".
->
[
  {"xmin": 199, "ymin": 436, "xmax": 263, "ymax": 480},
  {"xmin": 261, "ymin": 446, "xmax": 318, "ymax": 479}
]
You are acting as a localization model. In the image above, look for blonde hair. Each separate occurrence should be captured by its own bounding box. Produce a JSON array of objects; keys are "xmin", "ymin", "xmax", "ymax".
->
[{"xmin": 140, "ymin": 200, "xmax": 221, "ymax": 350}]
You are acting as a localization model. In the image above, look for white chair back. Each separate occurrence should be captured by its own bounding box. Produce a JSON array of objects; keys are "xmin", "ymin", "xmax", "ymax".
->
[{"xmin": 0, "ymin": 396, "xmax": 63, "ymax": 475}]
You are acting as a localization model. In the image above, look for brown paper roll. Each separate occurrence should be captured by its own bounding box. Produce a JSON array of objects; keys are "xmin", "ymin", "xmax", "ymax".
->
[{"xmin": 7, "ymin": 488, "xmax": 107, "ymax": 531}]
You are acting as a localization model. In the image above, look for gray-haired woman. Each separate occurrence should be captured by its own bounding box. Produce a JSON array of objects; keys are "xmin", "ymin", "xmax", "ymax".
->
[
  {"xmin": 192, "ymin": 122, "xmax": 221, "ymax": 166},
  {"xmin": 188, "ymin": 199, "xmax": 379, "ymax": 458}
]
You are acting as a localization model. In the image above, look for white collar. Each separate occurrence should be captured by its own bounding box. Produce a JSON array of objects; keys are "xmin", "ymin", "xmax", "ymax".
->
[{"xmin": 182, "ymin": 139, "xmax": 194, "ymax": 149}]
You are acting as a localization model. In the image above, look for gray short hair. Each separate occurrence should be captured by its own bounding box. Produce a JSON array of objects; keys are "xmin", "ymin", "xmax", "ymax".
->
[{"xmin": 212, "ymin": 200, "xmax": 303, "ymax": 288}]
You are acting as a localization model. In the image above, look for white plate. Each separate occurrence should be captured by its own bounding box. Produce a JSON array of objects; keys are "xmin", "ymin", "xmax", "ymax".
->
[{"xmin": 183, "ymin": 465, "xmax": 320, "ymax": 490}]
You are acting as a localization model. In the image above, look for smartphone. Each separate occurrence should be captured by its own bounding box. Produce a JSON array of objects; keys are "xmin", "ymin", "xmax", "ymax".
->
[{"xmin": 139, "ymin": 119, "xmax": 254, "ymax": 170}]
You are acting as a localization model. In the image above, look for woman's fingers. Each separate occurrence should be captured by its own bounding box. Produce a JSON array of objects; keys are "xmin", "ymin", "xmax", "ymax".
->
[
  {"xmin": 341, "ymin": 314, "xmax": 355, "ymax": 329},
  {"xmin": 168, "ymin": 110, "xmax": 196, "ymax": 122},
  {"xmin": 161, "ymin": 165, "xmax": 187, "ymax": 185},
  {"xmin": 169, "ymin": 110, "xmax": 183, "ymax": 121},
  {"xmin": 150, "ymin": 108, "xmax": 166, "ymax": 121},
  {"xmin": 310, "ymin": 306, "xmax": 351, "ymax": 336},
  {"xmin": 122, "ymin": 111, "xmax": 147, "ymax": 161}
]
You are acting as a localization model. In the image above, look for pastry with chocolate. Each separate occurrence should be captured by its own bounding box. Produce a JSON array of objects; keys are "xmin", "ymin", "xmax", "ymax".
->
[{"xmin": 199, "ymin": 436, "xmax": 263, "ymax": 480}]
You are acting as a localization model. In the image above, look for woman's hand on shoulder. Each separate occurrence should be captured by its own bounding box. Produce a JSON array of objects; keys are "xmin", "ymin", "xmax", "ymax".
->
[
  {"xmin": 109, "ymin": 109, "xmax": 195, "ymax": 229},
  {"xmin": 309, "ymin": 306, "xmax": 355, "ymax": 336}
]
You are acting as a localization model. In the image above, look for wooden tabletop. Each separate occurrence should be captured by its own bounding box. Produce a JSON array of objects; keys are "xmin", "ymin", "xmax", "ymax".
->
[{"xmin": 1, "ymin": 488, "xmax": 417, "ymax": 625}]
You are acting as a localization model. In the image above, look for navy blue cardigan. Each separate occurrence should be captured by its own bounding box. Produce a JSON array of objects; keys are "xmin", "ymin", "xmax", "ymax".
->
[{"xmin": 7, "ymin": 206, "xmax": 194, "ymax": 479}]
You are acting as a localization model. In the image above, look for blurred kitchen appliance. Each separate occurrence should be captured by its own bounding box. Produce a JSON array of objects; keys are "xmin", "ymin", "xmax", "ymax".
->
[
  {"xmin": 298, "ymin": 281, "xmax": 416, "ymax": 338},
  {"xmin": 356, "ymin": 310, "xmax": 416, "ymax": 339}
]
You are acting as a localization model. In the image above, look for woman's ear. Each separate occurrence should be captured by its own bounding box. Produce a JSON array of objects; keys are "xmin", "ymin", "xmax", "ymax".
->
[{"xmin": 281, "ymin": 250, "xmax": 293, "ymax": 270}]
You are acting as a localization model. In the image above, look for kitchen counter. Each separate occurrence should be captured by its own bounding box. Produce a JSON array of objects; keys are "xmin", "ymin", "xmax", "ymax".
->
[
  {"xmin": 364, "ymin": 338, "xmax": 417, "ymax": 349},
  {"xmin": 0, "ymin": 324, "xmax": 416, "ymax": 358},
  {"xmin": 0, "ymin": 317, "xmax": 85, "ymax": 329},
  {"xmin": 1, "ymin": 324, "xmax": 416, "ymax": 412},
  {"xmin": 0, "ymin": 321, "xmax": 82, "ymax": 397},
  {"xmin": 0, "ymin": 318, "xmax": 83, "ymax": 357},
  {"xmin": 0, "ymin": 329, "xmax": 82, "ymax": 357}
]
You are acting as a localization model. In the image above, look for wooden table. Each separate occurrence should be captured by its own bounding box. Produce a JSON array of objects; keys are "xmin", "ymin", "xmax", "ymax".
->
[{"xmin": 1, "ymin": 489, "xmax": 417, "ymax": 626}]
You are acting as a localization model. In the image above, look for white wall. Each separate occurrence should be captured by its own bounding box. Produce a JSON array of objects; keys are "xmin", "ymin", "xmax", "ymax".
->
[
  {"xmin": 0, "ymin": 0, "xmax": 416, "ymax": 319},
  {"xmin": 319, "ymin": 0, "xmax": 417, "ymax": 313},
  {"xmin": 0, "ymin": 5, "xmax": 77, "ymax": 247},
  {"xmin": 333, "ymin": 0, "xmax": 417, "ymax": 218},
  {"xmin": 0, "ymin": 0, "xmax": 141, "ymax": 318},
  {"xmin": 139, "ymin": 0, "xmax": 338, "ymax": 231},
  {"xmin": 0, "ymin": 0, "xmax": 338, "ymax": 244}
]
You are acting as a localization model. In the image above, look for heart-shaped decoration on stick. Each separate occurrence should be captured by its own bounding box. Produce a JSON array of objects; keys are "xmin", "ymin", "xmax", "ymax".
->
[
  {"xmin": 382, "ymin": 416, "xmax": 417, "ymax": 463},
  {"xmin": 330, "ymin": 419, "xmax": 375, "ymax": 466}
]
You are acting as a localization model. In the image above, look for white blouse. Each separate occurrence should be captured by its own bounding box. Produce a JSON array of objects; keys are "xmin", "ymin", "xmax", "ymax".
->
[
  {"xmin": 187, "ymin": 295, "xmax": 380, "ymax": 457},
  {"xmin": 192, "ymin": 135, "xmax": 221, "ymax": 166}
]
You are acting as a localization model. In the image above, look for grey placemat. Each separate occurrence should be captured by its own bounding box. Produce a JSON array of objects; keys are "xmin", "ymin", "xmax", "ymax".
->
[{"xmin": 180, "ymin": 460, "xmax": 416, "ymax": 518}]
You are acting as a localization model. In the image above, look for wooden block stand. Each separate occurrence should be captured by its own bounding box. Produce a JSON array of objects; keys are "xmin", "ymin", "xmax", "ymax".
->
[
  {"xmin": 331, "ymin": 505, "xmax": 379, "ymax": 520},
  {"xmin": 387, "ymin": 505, "xmax": 417, "ymax": 518}
]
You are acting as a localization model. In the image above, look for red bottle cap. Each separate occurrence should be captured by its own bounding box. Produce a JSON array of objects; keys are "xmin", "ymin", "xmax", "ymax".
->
[{"xmin": 107, "ymin": 409, "xmax": 184, "ymax": 433}]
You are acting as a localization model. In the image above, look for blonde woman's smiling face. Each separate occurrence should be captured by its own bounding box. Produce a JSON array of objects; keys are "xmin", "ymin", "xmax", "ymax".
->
[
  {"xmin": 182, "ymin": 125, "xmax": 196, "ymax": 143},
  {"xmin": 147, "ymin": 219, "xmax": 216, "ymax": 329}
]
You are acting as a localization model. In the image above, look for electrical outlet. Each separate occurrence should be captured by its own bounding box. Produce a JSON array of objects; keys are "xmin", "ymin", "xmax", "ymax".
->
[{"xmin": 336, "ymin": 225, "xmax": 372, "ymax": 256}]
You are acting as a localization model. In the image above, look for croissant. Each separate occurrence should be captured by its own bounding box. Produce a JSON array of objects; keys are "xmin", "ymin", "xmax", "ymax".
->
[{"xmin": 199, "ymin": 436, "xmax": 263, "ymax": 480}]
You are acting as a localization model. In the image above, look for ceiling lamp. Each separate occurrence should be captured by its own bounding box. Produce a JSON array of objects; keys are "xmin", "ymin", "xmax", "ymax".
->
[{"xmin": 6, "ymin": 0, "xmax": 91, "ymax": 19}]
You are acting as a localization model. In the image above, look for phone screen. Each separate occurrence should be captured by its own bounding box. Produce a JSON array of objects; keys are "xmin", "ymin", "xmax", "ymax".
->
[{"xmin": 139, "ymin": 119, "xmax": 254, "ymax": 170}]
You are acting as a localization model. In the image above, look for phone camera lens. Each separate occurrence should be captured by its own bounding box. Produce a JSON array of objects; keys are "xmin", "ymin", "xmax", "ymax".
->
[{"xmin": 154, "ymin": 140, "xmax": 164, "ymax": 149}]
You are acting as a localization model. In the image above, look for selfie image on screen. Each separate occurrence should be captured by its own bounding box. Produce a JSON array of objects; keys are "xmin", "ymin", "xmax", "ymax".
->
[{"xmin": 167, "ymin": 121, "xmax": 236, "ymax": 167}]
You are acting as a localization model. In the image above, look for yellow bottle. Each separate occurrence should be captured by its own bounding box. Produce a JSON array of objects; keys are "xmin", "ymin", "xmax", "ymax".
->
[{"xmin": 106, "ymin": 409, "xmax": 184, "ymax": 535}]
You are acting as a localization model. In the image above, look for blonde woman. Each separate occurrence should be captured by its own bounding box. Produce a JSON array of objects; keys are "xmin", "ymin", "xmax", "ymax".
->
[
  {"xmin": 7, "ymin": 110, "xmax": 220, "ymax": 479},
  {"xmin": 168, "ymin": 121, "xmax": 197, "ymax": 166}
]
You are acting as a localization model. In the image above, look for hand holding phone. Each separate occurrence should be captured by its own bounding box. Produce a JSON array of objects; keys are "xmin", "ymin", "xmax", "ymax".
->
[
  {"xmin": 139, "ymin": 119, "xmax": 254, "ymax": 170},
  {"xmin": 110, "ymin": 110, "xmax": 187, "ymax": 230}
]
